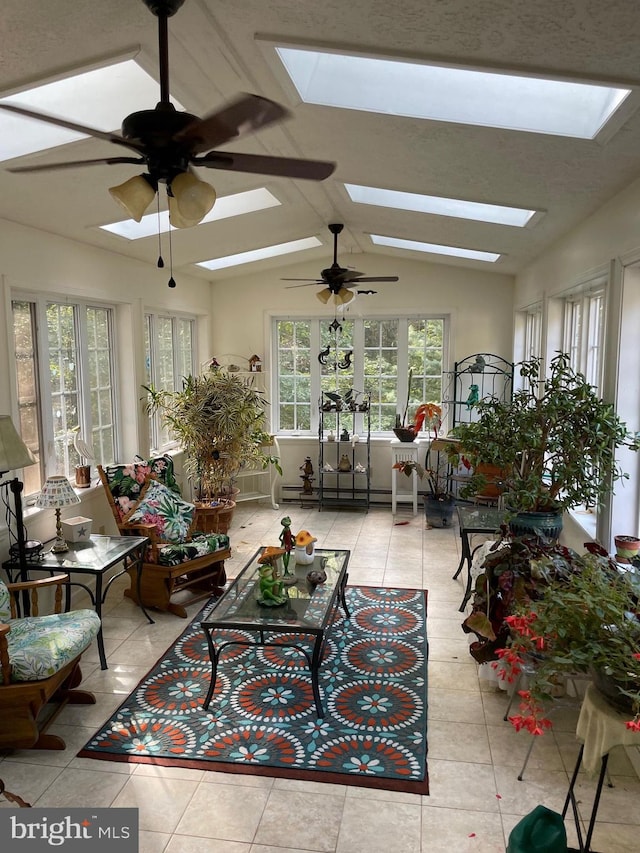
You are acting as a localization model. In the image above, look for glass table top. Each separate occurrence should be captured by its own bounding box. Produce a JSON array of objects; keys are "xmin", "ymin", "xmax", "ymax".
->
[
  {"xmin": 456, "ymin": 505, "xmax": 507, "ymax": 531},
  {"xmin": 202, "ymin": 547, "xmax": 350, "ymax": 632}
]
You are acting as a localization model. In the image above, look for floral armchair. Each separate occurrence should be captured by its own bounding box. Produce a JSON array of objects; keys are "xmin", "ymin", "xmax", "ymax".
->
[
  {"xmin": 98, "ymin": 455, "xmax": 230, "ymax": 618},
  {"xmin": 0, "ymin": 573, "xmax": 101, "ymax": 750}
]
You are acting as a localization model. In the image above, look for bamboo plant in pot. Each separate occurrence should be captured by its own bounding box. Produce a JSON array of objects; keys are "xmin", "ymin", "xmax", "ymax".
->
[
  {"xmin": 447, "ymin": 352, "xmax": 639, "ymax": 538},
  {"xmin": 144, "ymin": 368, "xmax": 281, "ymax": 531}
]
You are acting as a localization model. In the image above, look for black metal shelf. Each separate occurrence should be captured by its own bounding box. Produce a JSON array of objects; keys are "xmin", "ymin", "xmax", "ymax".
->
[{"xmin": 318, "ymin": 391, "xmax": 370, "ymax": 512}]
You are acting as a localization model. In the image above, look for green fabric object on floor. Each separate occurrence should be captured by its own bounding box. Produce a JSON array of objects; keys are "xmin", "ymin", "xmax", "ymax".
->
[{"xmin": 506, "ymin": 805, "xmax": 567, "ymax": 853}]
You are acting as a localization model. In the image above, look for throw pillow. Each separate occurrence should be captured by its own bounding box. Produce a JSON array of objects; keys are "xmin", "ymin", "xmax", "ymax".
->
[{"xmin": 123, "ymin": 478, "xmax": 195, "ymax": 544}]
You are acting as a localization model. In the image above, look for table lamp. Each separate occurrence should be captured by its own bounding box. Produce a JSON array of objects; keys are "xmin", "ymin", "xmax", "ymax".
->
[
  {"xmin": 0, "ymin": 415, "xmax": 37, "ymax": 572},
  {"xmin": 36, "ymin": 475, "xmax": 80, "ymax": 553}
]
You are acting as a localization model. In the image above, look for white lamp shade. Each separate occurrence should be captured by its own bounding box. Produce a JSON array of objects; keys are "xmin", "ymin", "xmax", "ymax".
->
[
  {"xmin": 170, "ymin": 172, "xmax": 216, "ymax": 223},
  {"xmin": 0, "ymin": 415, "xmax": 36, "ymax": 473},
  {"xmin": 35, "ymin": 475, "xmax": 81, "ymax": 509},
  {"xmin": 109, "ymin": 175, "xmax": 156, "ymax": 222}
]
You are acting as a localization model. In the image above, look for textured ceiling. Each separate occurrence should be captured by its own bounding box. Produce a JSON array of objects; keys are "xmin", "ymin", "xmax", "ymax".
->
[{"xmin": 1, "ymin": 0, "xmax": 640, "ymax": 280}]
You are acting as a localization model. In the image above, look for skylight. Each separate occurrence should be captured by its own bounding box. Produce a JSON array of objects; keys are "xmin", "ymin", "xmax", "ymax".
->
[
  {"xmin": 0, "ymin": 59, "xmax": 176, "ymax": 162},
  {"xmin": 196, "ymin": 236, "xmax": 322, "ymax": 271},
  {"xmin": 370, "ymin": 234, "xmax": 500, "ymax": 263},
  {"xmin": 274, "ymin": 46, "xmax": 630, "ymax": 139},
  {"xmin": 345, "ymin": 183, "xmax": 536, "ymax": 227},
  {"xmin": 100, "ymin": 188, "xmax": 281, "ymax": 240}
]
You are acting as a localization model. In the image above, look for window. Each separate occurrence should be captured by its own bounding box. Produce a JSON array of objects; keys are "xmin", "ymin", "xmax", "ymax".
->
[
  {"xmin": 524, "ymin": 306, "xmax": 543, "ymax": 362},
  {"xmin": 274, "ymin": 316, "xmax": 446, "ymax": 434},
  {"xmin": 563, "ymin": 288, "xmax": 605, "ymax": 391},
  {"xmin": 11, "ymin": 297, "xmax": 117, "ymax": 493},
  {"xmin": 145, "ymin": 313, "xmax": 197, "ymax": 450}
]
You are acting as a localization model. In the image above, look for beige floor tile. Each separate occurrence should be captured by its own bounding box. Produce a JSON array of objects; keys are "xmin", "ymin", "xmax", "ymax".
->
[
  {"xmin": 0, "ymin": 760, "xmax": 63, "ymax": 804},
  {"xmin": 487, "ymin": 724, "xmax": 565, "ymax": 773},
  {"xmin": 426, "ymin": 759, "xmax": 500, "ymax": 812},
  {"xmin": 254, "ymin": 788, "xmax": 345, "ymax": 851},
  {"xmin": 138, "ymin": 830, "xmax": 173, "ymax": 853},
  {"xmin": 427, "ymin": 636, "xmax": 477, "ymax": 663},
  {"xmin": 175, "ymin": 781, "xmax": 269, "ymax": 841},
  {"xmin": 428, "ymin": 661, "xmax": 480, "ymax": 692},
  {"xmin": 493, "ymin": 765, "xmax": 570, "ymax": 816},
  {"xmin": 112, "ymin": 775, "xmax": 200, "ymax": 833},
  {"xmin": 421, "ymin": 806, "xmax": 505, "ymax": 853},
  {"xmin": 427, "ymin": 616, "xmax": 468, "ymax": 640},
  {"xmin": 573, "ymin": 772, "xmax": 640, "ymax": 825},
  {"xmin": 166, "ymin": 837, "xmax": 250, "ymax": 853},
  {"xmin": 33, "ymin": 766, "xmax": 129, "ymax": 807},
  {"xmin": 336, "ymin": 797, "xmax": 421, "ymax": 853},
  {"xmin": 428, "ymin": 720, "xmax": 492, "ymax": 764},
  {"xmin": 428, "ymin": 688, "xmax": 484, "ymax": 724},
  {"xmin": 587, "ymin": 821, "xmax": 640, "ymax": 852}
]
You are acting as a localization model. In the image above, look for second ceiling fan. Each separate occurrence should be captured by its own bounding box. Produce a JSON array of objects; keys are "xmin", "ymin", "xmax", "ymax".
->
[{"xmin": 283, "ymin": 223, "xmax": 399, "ymax": 304}]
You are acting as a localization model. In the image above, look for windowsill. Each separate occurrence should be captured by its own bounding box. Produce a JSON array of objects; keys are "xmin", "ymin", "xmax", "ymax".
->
[{"xmin": 567, "ymin": 506, "xmax": 597, "ymax": 541}]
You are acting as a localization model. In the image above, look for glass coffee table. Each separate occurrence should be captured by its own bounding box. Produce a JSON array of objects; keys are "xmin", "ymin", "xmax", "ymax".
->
[{"xmin": 201, "ymin": 547, "xmax": 350, "ymax": 718}]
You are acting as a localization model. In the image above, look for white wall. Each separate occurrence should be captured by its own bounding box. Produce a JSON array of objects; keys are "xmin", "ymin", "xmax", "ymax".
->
[
  {"xmin": 0, "ymin": 216, "xmax": 212, "ymax": 554},
  {"xmin": 208, "ymin": 252, "xmax": 516, "ymax": 499}
]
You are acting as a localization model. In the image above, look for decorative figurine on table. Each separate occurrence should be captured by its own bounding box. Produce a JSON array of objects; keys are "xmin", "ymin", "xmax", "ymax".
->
[
  {"xmin": 294, "ymin": 530, "xmax": 317, "ymax": 565},
  {"xmin": 338, "ymin": 454, "xmax": 352, "ymax": 472},
  {"xmin": 466, "ymin": 383, "xmax": 479, "ymax": 409},
  {"xmin": 257, "ymin": 546, "xmax": 287, "ymax": 606},
  {"xmin": 279, "ymin": 516, "xmax": 296, "ymax": 583}
]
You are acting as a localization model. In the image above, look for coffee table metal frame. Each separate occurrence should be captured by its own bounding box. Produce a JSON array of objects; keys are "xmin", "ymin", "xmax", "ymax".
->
[{"xmin": 201, "ymin": 547, "xmax": 350, "ymax": 718}]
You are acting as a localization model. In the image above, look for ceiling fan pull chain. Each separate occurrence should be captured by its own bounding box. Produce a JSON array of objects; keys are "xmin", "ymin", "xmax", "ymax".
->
[
  {"xmin": 156, "ymin": 194, "xmax": 165, "ymax": 268},
  {"xmin": 167, "ymin": 227, "xmax": 176, "ymax": 288}
]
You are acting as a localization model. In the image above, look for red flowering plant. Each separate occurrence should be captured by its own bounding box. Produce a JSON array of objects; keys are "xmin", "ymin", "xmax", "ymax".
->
[
  {"xmin": 461, "ymin": 530, "xmax": 584, "ymax": 665},
  {"xmin": 497, "ymin": 545, "xmax": 640, "ymax": 735}
]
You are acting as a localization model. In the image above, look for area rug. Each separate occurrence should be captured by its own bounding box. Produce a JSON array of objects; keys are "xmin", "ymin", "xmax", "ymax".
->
[{"xmin": 79, "ymin": 586, "xmax": 429, "ymax": 793}]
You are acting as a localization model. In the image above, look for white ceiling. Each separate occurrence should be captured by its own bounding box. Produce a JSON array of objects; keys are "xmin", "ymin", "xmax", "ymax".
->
[{"xmin": 2, "ymin": 0, "xmax": 640, "ymax": 282}]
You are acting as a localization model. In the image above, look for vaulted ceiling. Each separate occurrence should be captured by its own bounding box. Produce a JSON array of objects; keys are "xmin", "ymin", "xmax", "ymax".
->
[{"xmin": 1, "ymin": 0, "xmax": 640, "ymax": 281}]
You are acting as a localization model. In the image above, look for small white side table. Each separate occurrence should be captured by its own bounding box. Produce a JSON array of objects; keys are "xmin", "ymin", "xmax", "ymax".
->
[{"xmin": 391, "ymin": 439, "xmax": 423, "ymax": 514}]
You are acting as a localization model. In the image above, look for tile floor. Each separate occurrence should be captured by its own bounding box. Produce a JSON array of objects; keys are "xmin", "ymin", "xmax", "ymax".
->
[{"xmin": 2, "ymin": 503, "xmax": 640, "ymax": 852}]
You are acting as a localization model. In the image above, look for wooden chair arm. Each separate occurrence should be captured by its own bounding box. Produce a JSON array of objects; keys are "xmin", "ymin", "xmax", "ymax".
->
[
  {"xmin": 0, "ymin": 623, "xmax": 10, "ymax": 685},
  {"xmin": 5, "ymin": 573, "xmax": 69, "ymax": 618}
]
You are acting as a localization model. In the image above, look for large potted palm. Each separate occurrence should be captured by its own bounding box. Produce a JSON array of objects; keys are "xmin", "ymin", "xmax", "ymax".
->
[
  {"xmin": 145, "ymin": 368, "xmax": 280, "ymax": 532},
  {"xmin": 448, "ymin": 352, "xmax": 639, "ymax": 538}
]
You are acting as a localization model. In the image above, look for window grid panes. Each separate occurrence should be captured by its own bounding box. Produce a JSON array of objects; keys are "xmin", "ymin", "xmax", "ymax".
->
[
  {"xmin": 524, "ymin": 309, "xmax": 542, "ymax": 362},
  {"xmin": 144, "ymin": 313, "xmax": 197, "ymax": 451},
  {"xmin": 274, "ymin": 316, "xmax": 447, "ymax": 434},
  {"xmin": 12, "ymin": 300, "xmax": 43, "ymax": 494},
  {"xmin": 563, "ymin": 290, "xmax": 605, "ymax": 393},
  {"xmin": 11, "ymin": 297, "xmax": 118, "ymax": 492}
]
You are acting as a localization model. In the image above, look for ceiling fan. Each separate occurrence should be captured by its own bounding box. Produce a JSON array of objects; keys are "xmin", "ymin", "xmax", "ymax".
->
[
  {"xmin": 0, "ymin": 0, "xmax": 335, "ymax": 228},
  {"xmin": 283, "ymin": 223, "xmax": 399, "ymax": 304}
]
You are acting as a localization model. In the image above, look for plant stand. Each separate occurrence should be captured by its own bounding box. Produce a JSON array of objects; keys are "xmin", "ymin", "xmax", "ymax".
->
[
  {"xmin": 391, "ymin": 439, "xmax": 422, "ymax": 514},
  {"xmin": 562, "ymin": 683, "xmax": 640, "ymax": 852}
]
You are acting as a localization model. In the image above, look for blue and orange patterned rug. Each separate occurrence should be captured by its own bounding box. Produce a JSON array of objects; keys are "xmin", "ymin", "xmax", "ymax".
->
[{"xmin": 79, "ymin": 586, "xmax": 429, "ymax": 793}]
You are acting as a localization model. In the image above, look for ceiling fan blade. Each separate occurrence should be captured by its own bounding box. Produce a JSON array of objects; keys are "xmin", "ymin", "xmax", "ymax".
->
[
  {"xmin": 176, "ymin": 94, "xmax": 290, "ymax": 154},
  {"xmin": 281, "ymin": 278, "xmax": 322, "ymax": 282},
  {"xmin": 7, "ymin": 157, "xmax": 145, "ymax": 174},
  {"xmin": 347, "ymin": 276, "xmax": 399, "ymax": 283},
  {"xmin": 194, "ymin": 150, "xmax": 335, "ymax": 181},
  {"xmin": 0, "ymin": 102, "xmax": 144, "ymax": 153},
  {"xmin": 284, "ymin": 281, "xmax": 324, "ymax": 288}
]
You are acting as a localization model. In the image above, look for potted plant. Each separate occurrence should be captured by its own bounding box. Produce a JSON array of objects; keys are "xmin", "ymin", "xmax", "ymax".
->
[
  {"xmin": 497, "ymin": 545, "xmax": 640, "ymax": 735},
  {"xmin": 144, "ymin": 368, "xmax": 281, "ymax": 529},
  {"xmin": 393, "ymin": 371, "xmax": 442, "ymax": 442},
  {"xmin": 448, "ymin": 352, "xmax": 639, "ymax": 537}
]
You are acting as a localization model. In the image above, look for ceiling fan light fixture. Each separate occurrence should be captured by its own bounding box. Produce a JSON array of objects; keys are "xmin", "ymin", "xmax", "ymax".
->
[
  {"xmin": 108, "ymin": 174, "xmax": 156, "ymax": 222},
  {"xmin": 335, "ymin": 288, "xmax": 355, "ymax": 305},
  {"xmin": 316, "ymin": 288, "xmax": 332, "ymax": 304},
  {"xmin": 167, "ymin": 193, "xmax": 201, "ymax": 229},
  {"xmin": 170, "ymin": 172, "xmax": 216, "ymax": 223}
]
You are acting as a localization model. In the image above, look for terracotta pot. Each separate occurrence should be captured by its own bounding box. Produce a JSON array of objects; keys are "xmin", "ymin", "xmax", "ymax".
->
[
  {"xmin": 614, "ymin": 534, "xmax": 640, "ymax": 563},
  {"xmin": 194, "ymin": 499, "xmax": 236, "ymax": 535},
  {"xmin": 474, "ymin": 462, "xmax": 507, "ymax": 499}
]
